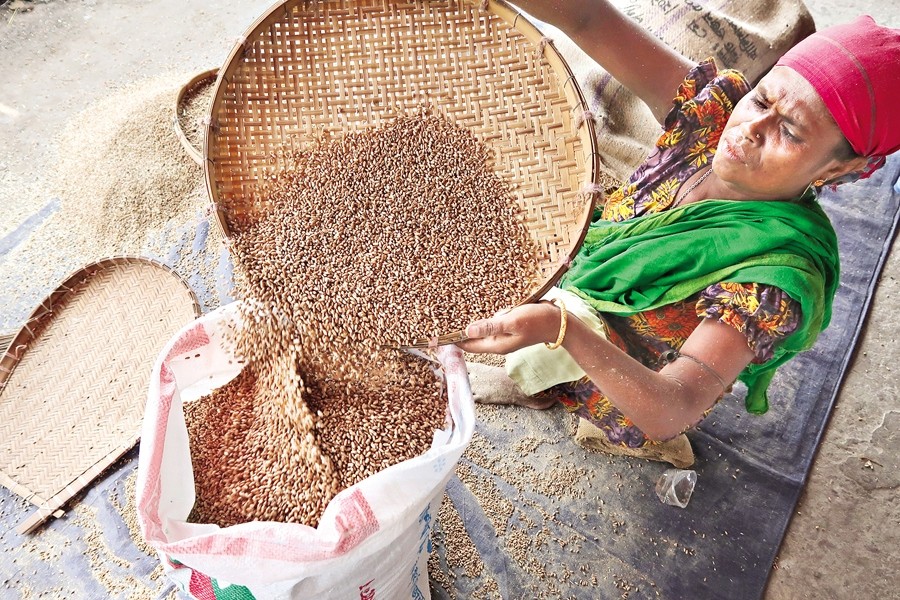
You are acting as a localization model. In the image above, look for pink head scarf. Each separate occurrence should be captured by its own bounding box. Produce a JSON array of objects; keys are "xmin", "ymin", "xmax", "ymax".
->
[{"xmin": 775, "ymin": 16, "xmax": 900, "ymax": 178}]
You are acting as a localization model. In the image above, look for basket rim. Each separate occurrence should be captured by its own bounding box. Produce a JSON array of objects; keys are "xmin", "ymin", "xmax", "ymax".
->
[
  {"xmin": 0, "ymin": 256, "xmax": 201, "ymax": 396},
  {"xmin": 496, "ymin": 0, "xmax": 600, "ymax": 304},
  {"xmin": 173, "ymin": 67, "xmax": 219, "ymax": 166}
]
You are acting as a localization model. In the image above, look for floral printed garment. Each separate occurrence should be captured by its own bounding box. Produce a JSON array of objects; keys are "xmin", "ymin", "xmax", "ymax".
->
[{"xmin": 552, "ymin": 60, "xmax": 802, "ymax": 446}]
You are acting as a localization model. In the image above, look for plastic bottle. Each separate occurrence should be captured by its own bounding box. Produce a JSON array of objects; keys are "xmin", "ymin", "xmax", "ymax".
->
[{"xmin": 655, "ymin": 468, "xmax": 697, "ymax": 508}]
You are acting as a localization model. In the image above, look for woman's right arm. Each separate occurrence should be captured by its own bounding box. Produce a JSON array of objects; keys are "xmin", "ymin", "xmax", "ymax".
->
[
  {"xmin": 459, "ymin": 302, "xmax": 755, "ymax": 441},
  {"xmin": 513, "ymin": 0, "xmax": 696, "ymax": 124}
]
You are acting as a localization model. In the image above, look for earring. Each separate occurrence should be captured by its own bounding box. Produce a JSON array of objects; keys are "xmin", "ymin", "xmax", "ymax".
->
[{"xmin": 803, "ymin": 179, "xmax": 827, "ymax": 197}]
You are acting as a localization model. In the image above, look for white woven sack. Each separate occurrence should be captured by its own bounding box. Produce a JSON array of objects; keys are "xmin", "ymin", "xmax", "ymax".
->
[
  {"xmin": 528, "ymin": 0, "xmax": 815, "ymax": 179},
  {"xmin": 136, "ymin": 302, "xmax": 475, "ymax": 599}
]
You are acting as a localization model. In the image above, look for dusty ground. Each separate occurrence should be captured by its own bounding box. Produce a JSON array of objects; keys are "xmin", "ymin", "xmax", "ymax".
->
[{"xmin": 0, "ymin": 0, "xmax": 897, "ymax": 598}]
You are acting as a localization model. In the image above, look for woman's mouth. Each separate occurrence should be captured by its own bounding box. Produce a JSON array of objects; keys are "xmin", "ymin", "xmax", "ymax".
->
[{"xmin": 722, "ymin": 136, "xmax": 747, "ymax": 164}]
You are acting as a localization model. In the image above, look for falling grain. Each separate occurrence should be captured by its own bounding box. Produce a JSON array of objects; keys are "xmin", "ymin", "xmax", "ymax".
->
[{"xmin": 185, "ymin": 111, "xmax": 541, "ymax": 529}]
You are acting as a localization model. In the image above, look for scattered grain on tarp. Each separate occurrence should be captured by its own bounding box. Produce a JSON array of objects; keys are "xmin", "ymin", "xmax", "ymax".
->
[
  {"xmin": 73, "ymin": 503, "xmax": 160, "ymax": 598},
  {"xmin": 108, "ymin": 471, "xmax": 156, "ymax": 558},
  {"xmin": 429, "ymin": 495, "xmax": 502, "ymax": 599},
  {"xmin": 455, "ymin": 462, "xmax": 515, "ymax": 533}
]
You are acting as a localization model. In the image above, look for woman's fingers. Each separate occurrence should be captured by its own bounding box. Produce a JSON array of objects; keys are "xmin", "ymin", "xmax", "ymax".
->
[
  {"xmin": 457, "ymin": 336, "xmax": 505, "ymax": 354},
  {"xmin": 463, "ymin": 307, "xmax": 514, "ymax": 340},
  {"xmin": 465, "ymin": 318, "xmax": 501, "ymax": 340},
  {"xmin": 458, "ymin": 304, "xmax": 551, "ymax": 354},
  {"xmin": 458, "ymin": 315, "xmax": 515, "ymax": 354}
]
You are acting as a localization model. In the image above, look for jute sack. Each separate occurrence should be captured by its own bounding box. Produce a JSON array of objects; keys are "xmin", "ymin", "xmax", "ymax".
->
[
  {"xmin": 136, "ymin": 302, "xmax": 475, "ymax": 599},
  {"xmin": 529, "ymin": 0, "xmax": 815, "ymax": 179}
]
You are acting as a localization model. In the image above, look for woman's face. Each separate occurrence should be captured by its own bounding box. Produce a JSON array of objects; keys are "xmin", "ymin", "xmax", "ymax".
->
[{"xmin": 712, "ymin": 66, "xmax": 853, "ymax": 200}]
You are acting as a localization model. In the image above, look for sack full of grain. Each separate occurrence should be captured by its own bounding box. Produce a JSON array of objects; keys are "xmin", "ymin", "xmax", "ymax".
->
[{"xmin": 136, "ymin": 302, "xmax": 475, "ymax": 599}]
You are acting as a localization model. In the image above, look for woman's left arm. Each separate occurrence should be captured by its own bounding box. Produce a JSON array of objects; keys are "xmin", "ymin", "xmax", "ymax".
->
[{"xmin": 459, "ymin": 303, "xmax": 755, "ymax": 440}]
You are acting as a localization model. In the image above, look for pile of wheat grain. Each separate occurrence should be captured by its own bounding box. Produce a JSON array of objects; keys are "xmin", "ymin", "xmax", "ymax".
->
[{"xmin": 54, "ymin": 74, "xmax": 201, "ymax": 247}]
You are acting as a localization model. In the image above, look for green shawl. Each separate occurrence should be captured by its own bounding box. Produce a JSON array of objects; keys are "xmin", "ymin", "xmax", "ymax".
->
[{"xmin": 560, "ymin": 196, "xmax": 840, "ymax": 414}]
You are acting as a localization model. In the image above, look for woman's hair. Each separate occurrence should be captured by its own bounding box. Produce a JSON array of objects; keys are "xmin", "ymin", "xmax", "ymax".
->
[
  {"xmin": 832, "ymin": 136, "xmax": 861, "ymax": 163},
  {"xmin": 820, "ymin": 137, "xmax": 880, "ymax": 189}
]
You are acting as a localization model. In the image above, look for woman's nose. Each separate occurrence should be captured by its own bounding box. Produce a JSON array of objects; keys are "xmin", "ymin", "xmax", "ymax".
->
[{"xmin": 740, "ymin": 120, "xmax": 764, "ymax": 144}]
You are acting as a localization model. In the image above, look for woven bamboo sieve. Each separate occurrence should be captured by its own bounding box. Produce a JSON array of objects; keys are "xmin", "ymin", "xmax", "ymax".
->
[
  {"xmin": 204, "ymin": 0, "xmax": 600, "ymax": 311},
  {"xmin": 174, "ymin": 68, "xmax": 219, "ymax": 165},
  {"xmin": 0, "ymin": 257, "xmax": 201, "ymax": 534}
]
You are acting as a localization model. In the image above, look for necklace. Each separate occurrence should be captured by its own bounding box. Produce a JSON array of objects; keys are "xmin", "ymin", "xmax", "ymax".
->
[{"xmin": 674, "ymin": 166, "xmax": 713, "ymax": 206}]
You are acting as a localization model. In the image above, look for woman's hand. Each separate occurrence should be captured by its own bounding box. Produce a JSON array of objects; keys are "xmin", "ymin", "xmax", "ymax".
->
[{"xmin": 457, "ymin": 302, "xmax": 563, "ymax": 355}]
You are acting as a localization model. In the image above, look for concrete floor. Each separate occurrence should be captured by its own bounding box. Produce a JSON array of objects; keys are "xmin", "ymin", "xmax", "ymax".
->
[
  {"xmin": 0, "ymin": 1, "xmax": 897, "ymax": 598},
  {"xmin": 765, "ymin": 3, "xmax": 900, "ymax": 598}
]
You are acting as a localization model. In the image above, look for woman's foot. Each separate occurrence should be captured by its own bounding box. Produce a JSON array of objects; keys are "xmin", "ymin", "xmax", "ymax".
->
[{"xmin": 466, "ymin": 362, "xmax": 556, "ymax": 410}]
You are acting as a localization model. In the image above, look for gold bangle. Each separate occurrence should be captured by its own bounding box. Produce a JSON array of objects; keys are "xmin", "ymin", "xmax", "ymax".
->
[{"xmin": 544, "ymin": 297, "xmax": 567, "ymax": 350}]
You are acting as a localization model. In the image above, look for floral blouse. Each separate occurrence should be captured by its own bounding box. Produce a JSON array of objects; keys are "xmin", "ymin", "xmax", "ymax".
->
[
  {"xmin": 553, "ymin": 61, "xmax": 801, "ymax": 445},
  {"xmin": 601, "ymin": 59, "xmax": 801, "ymax": 364}
]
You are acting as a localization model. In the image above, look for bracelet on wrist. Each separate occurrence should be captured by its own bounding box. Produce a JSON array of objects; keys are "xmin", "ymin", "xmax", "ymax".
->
[{"xmin": 544, "ymin": 297, "xmax": 567, "ymax": 350}]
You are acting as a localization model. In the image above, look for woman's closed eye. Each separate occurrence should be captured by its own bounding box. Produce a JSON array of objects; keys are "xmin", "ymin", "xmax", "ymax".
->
[
  {"xmin": 781, "ymin": 125, "xmax": 800, "ymax": 143},
  {"xmin": 751, "ymin": 95, "xmax": 802, "ymax": 144}
]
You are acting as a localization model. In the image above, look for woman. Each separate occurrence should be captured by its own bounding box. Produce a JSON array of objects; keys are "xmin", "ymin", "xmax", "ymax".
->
[{"xmin": 459, "ymin": 3, "xmax": 899, "ymax": 467}]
